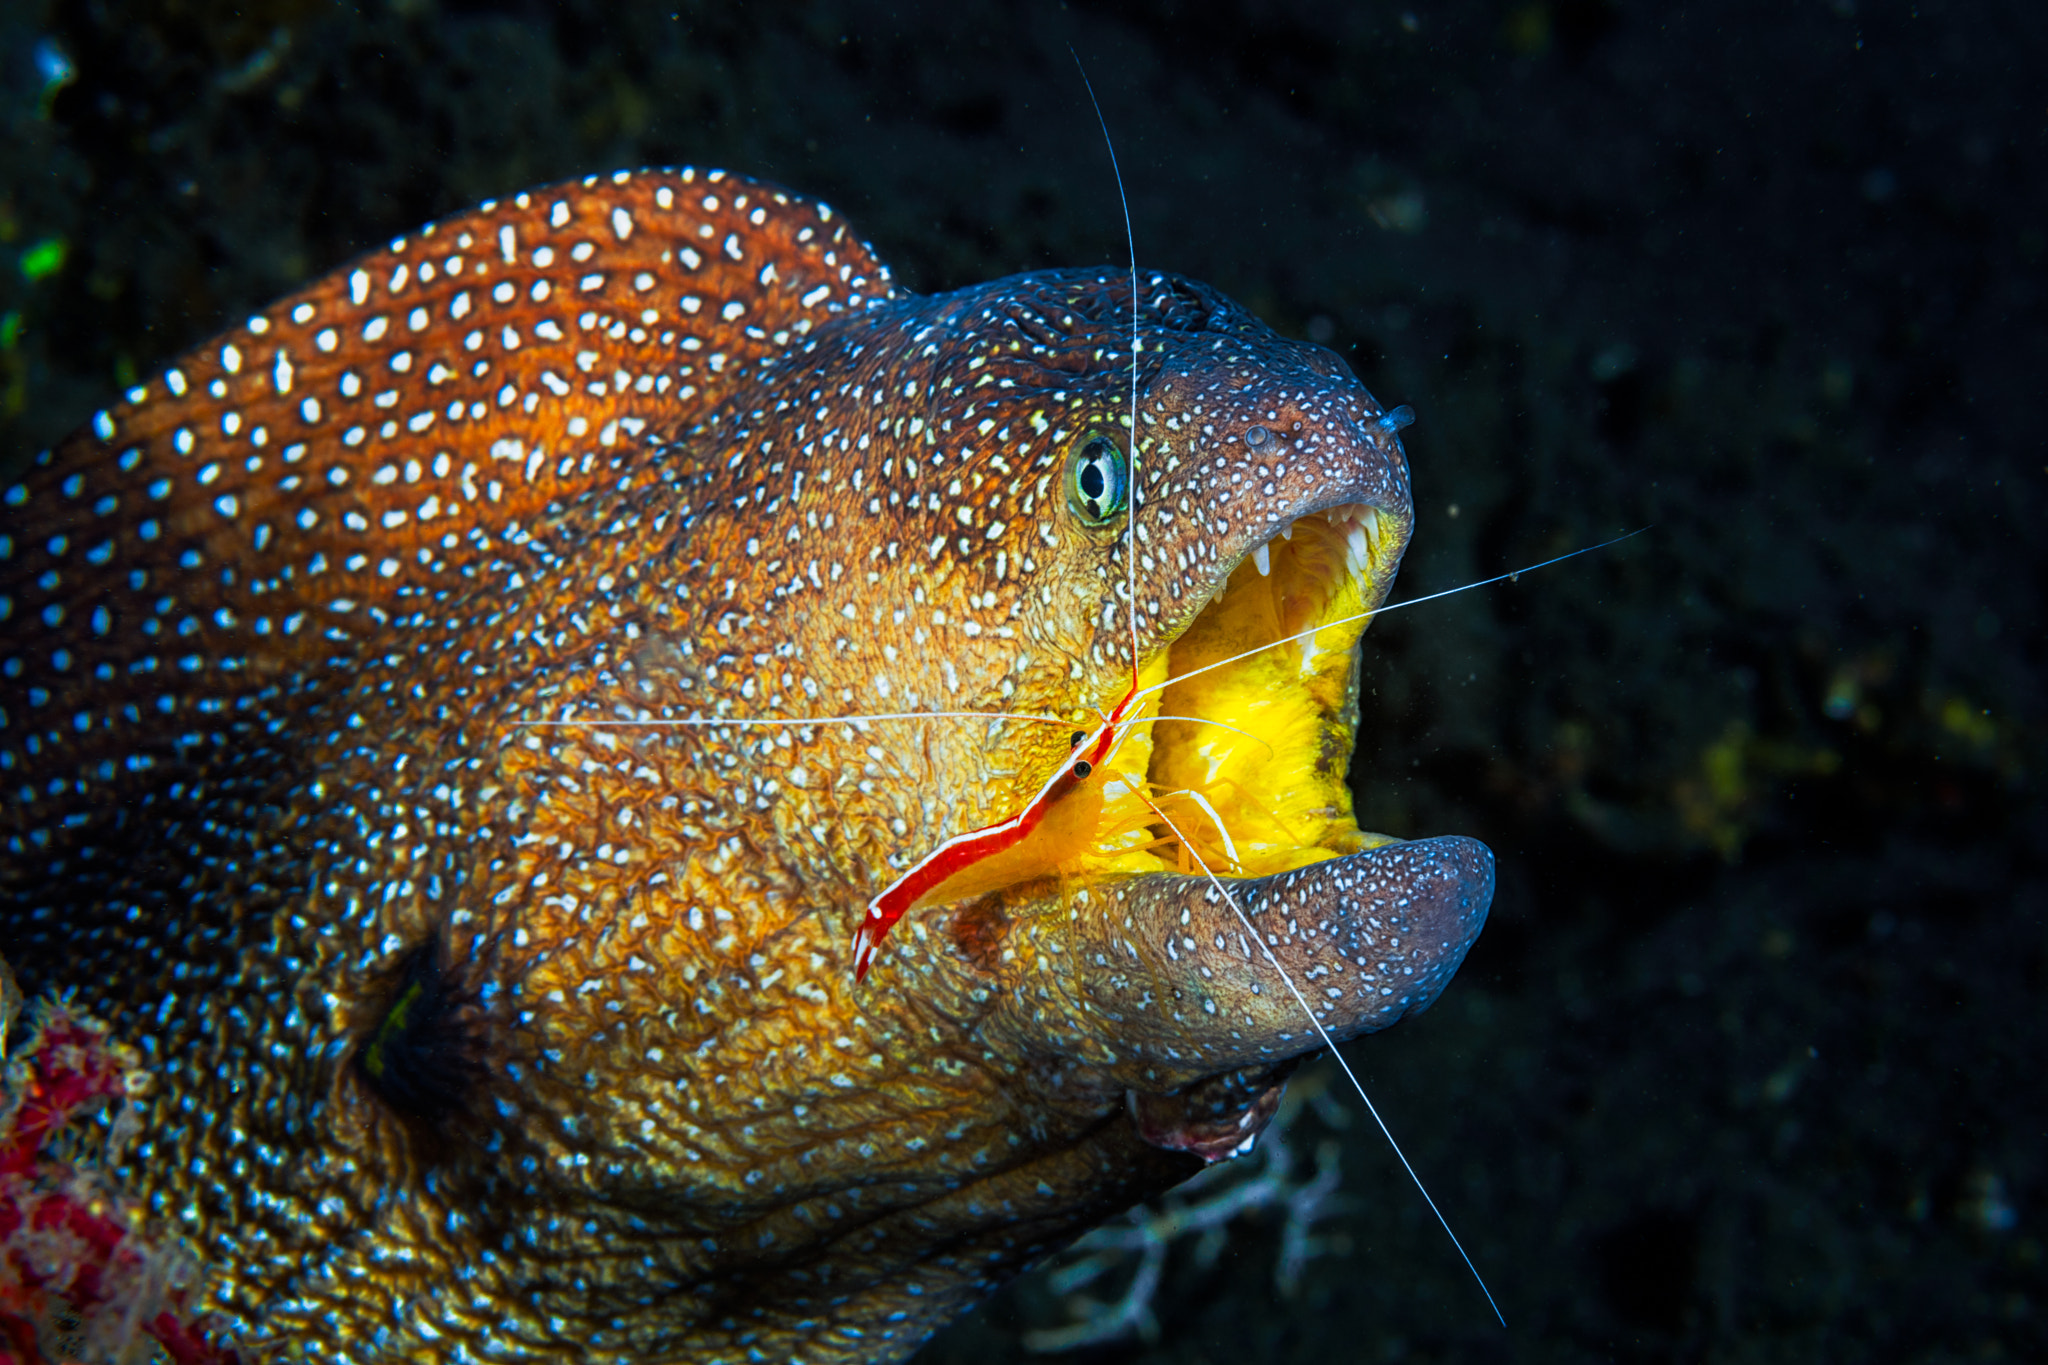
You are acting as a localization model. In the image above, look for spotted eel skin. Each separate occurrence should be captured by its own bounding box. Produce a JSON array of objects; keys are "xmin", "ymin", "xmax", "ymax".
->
[{"xmin": 0, "ymin": 169, "xmax": 1493, "ymax": 1362}]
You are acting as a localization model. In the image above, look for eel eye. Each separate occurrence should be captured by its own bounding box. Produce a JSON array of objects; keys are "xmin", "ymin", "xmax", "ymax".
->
[{"xmin": 1066, "ymin": 432, "xmax": 1128, "ymax": 525}]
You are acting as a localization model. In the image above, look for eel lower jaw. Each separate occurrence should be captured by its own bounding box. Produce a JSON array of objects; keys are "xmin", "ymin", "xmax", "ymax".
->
[{"xmin": 991, "ymin": 834, "xmax": 1495, "ymax": 1090}]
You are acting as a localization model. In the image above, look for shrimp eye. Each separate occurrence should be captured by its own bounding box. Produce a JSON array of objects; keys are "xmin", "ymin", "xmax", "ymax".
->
[
  {"xmin": 1072, "ymin": 759, "xmax": 1094, "ymax": 779},
  {"xmin": 1069, "ymin": 730, "xmax": 1087, "ymax": 749},
  {"xmin": 1066, "ymin": 432, "xmax": 1128, "ymax": 525}
]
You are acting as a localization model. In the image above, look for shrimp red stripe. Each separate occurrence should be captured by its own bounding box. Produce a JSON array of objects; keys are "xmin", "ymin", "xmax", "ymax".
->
[{"xmin": 850, "ymin": 688, "xmax": 1144, "ymax": 980}]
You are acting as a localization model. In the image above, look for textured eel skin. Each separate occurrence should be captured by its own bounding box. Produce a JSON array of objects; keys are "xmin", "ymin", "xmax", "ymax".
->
[{"xmin": 0, "ymin": 170, "xmax": 1493, "ymax": 1362}]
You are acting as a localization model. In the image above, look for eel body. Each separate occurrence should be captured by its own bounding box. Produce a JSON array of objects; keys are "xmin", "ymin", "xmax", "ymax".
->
[{"xmin": 0, "ymin": 169, "xmax": 1492, "ymax": 1361}]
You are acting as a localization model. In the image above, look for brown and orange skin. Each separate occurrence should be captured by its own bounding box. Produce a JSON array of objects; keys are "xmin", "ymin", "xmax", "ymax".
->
[{"xmin": 0, "ymin": 171, "xmax": 1491, "ymax": 1361}]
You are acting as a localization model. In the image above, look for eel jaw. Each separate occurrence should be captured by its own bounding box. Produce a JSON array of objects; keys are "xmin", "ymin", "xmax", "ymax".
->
[
  {"xmin": 985, "ymin": 500, "xmax": 1495, "ymax": 1089},
  {"xmin": 988, "ymin": 835, "xmax": 1496, "ymax": 1093}
]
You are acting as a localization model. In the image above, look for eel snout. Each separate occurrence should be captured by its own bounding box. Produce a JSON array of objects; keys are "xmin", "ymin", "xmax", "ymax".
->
[{"xmin": 985, "ymin": 834, "xmax": 1494, "ymax": 1093}]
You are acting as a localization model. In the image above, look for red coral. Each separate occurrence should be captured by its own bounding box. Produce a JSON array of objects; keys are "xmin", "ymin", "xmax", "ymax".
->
[{"xmin": 0, "ymin": 979, "xmax": 243, "ymax": 1365}]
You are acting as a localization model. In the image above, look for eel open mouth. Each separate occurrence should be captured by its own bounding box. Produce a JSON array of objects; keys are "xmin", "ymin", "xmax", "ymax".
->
[
  {"xmin": 859, "ymin": 501, "xmax": 1411, "ymax": 966},
  {"xmin": 979, "ymin": 494, "xmax": 1492, "ymax": 1082},
  {"xmin": 1083, "ymin": 502, "xmax": 1402, "ymax": 885}
]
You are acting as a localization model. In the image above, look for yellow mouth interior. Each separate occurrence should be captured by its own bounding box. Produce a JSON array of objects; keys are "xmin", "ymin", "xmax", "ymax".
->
[{"xmin": 1084, "ymin": 503, "xmax": 1403, "ymax": 882}]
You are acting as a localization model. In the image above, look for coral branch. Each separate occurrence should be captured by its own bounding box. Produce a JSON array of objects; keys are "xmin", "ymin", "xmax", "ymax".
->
[
  {"xmin": 0, "ymin": 957, "xmax": 244, "ymax": 1365},
  {"xmin": 1023, "ymin": 1085, "xmax": 1347, "ymax": 1353}
]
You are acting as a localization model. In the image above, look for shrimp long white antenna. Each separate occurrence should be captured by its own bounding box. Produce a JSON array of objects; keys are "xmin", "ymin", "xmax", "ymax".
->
[
  {"xmin": 522, "ymin": 532, "xmax": 1645, "ymax": 740},
  {"xmin": 1139, "ymin": 794, "xmax": 1507, "ymax": 1328},
  {"xmin": 1130, "ymin": 527, "xmax": 1649, "ymax": 710},
  {"xmin": 1070, "ymin": 47, "xmax": 1144, "ymax": 690},
  {"xmin": 518, "ymin": 709, "xmax": 1070, "ymax": 732},
  {"xmin": 518, "ymin": 709, "xmax": 1272, "ymax": 761}
]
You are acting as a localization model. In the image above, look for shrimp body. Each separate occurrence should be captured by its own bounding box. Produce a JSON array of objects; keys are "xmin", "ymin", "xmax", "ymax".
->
[{"xmin": 852, "ymin": 682, "xmax": 1147, "ymax": 979}]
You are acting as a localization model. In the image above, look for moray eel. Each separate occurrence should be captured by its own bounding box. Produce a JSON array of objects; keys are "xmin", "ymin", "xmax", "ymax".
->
[{"xmin": 0, "ymin": 170, "xmax": 1493, "ymax": 1361}]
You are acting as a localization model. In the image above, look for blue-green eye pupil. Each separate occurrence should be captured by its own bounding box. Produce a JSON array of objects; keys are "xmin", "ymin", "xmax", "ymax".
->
[{"xmin": 1070, "ymin": 435, "xmax": 1127, "ymax": 524}]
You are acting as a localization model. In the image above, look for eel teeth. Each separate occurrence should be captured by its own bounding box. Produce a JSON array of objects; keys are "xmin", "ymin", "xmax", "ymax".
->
[{"xmin": 1347, "ymin": 521, "xmax": 1372, "ymax": 572}]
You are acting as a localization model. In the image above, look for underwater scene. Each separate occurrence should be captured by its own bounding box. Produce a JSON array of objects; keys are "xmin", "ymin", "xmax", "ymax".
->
[{"xmin": 0, "ymin": 1, "xmax": 2039, "ymax": 1361}]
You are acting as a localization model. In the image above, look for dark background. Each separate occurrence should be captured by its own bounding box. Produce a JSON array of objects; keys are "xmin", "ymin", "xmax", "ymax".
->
[{"xmin": 2, "ymin": 0, "xmax": 2041, "ymax": 1360}]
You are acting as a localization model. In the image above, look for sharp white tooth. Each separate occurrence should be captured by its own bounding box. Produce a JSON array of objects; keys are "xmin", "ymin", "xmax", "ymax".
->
[
  {"xmin": 1346, "ymin": 524, "xmax": 1370, "ymax": 569},
  {"xmin": 1279, "ymin": 522, "xmax": 1293, "ymax": 540},
  {"xmin": 1253, "ymin": 543, "xmax": 1271, "ymax": 577}
]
